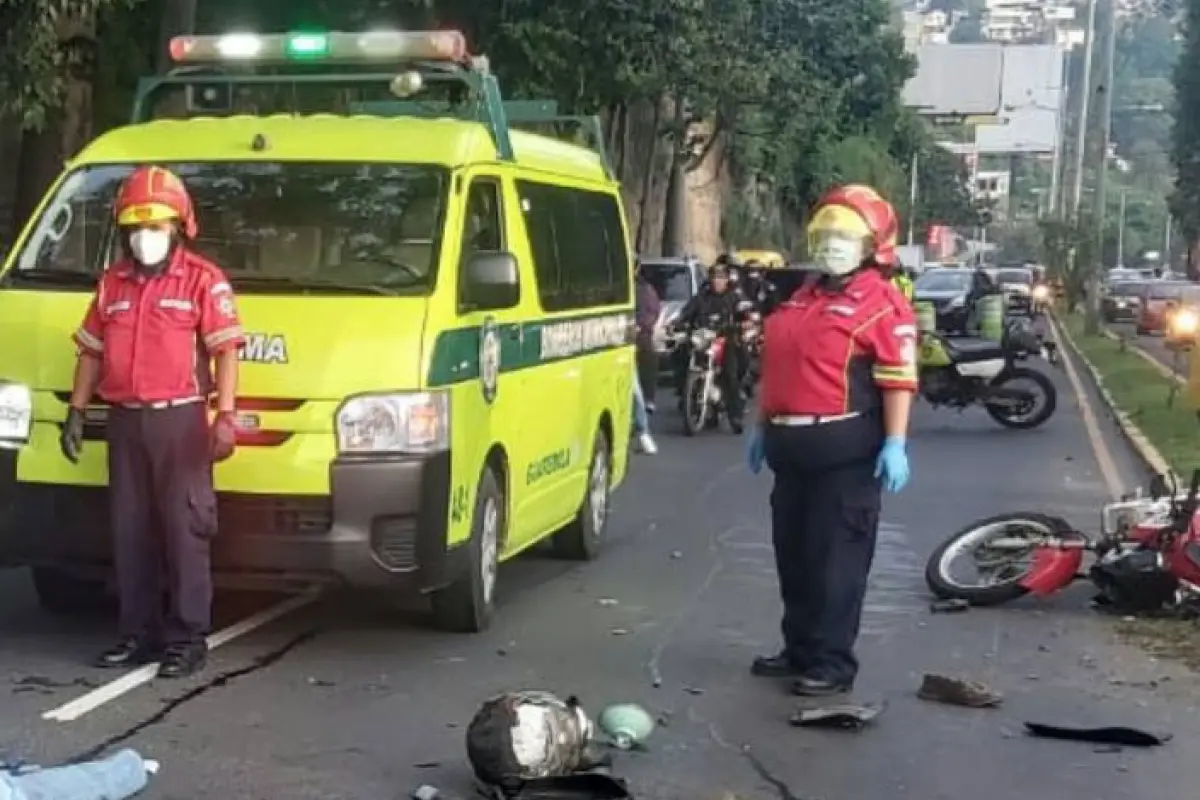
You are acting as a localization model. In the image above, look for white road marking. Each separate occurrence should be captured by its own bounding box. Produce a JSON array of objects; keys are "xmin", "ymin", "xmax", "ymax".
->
[
  {"xmin": 42, "ymin": 587, "xmax": 321, "ymax": 723},
  {"xmin": 1048, "ymin": 316, "xmax": 1124, "ymax": 500}
]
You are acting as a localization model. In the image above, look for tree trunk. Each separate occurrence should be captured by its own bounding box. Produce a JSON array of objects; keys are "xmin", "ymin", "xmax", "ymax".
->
[
  {"xmin": 635, "ymin": 98, "xmax": 663, "ymax": 254},
  {"xmin": 12, "ymin": 114, "xmax": 65, "ymax": 238}
]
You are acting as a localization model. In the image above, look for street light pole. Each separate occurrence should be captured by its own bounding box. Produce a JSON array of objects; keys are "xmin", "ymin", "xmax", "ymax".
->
[
  {"xmin": 1049, "ymin": 51, "xmax": 1069, "ymax": 218},
  {"xmin": 1116, "ymin": 190, "xmax": 1127, "ymax": 267},
  {"xmin": 1083, "ymin": 0, "xmax": 1117, "ymax": 334},
  {"xmin": 908, "ymin": 150, "xmax": 919, "ymax": 245},
  {"xmin": 1070, "ymin": 0, "xmax": 1098, "ymax": 222}
]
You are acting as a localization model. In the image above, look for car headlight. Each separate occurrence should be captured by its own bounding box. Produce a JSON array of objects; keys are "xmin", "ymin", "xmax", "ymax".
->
[
  {"xmin": 947, "ymin": 295, "xmax": 966, "ymax": 309},
  {"xmin": 1032, "ymin": 285, "xmax": 1049, "ymax": 300},
  {"xmin": 1173, "ymin": 310, "xmax": 1199, "ymax": 334},
  {"xmin": 0, "ymin": 382, "xmax": 32, "ymax": 449},
  {"xmin": 335, "ymin": 391, "xmax": 449, "ymax": 455}
]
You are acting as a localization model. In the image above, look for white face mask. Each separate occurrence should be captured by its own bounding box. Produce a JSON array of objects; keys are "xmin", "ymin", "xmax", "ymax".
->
[
  {"xmin": 810, "ymin": 231, "xmax": 866, "ymax": 277},
  {"xmin": 128, "ymin": 228, "xmax": 172, "ymax": 267}
]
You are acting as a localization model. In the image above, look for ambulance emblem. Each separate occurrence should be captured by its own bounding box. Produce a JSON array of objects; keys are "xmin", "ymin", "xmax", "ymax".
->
[{"xmin": 480, "ymin": 317, "xmax": 501, "ymax": 404}]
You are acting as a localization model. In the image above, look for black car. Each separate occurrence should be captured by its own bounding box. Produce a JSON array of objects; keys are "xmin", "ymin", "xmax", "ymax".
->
[
  {"xmin": 914, "ymin": 269, "xmax": 974, "ymax": 332},
  {"xmin": 1100, "ymin": 280, "xmax": 1144, "ymax": 323}
]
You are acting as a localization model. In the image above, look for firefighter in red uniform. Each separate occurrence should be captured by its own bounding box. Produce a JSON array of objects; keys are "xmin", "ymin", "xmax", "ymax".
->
[
  {"xmin": 62, "ymin": 166, "xmax": 243, "ymax": 678},
  {"xmin": 745, "ymin": 184, "xmax": 917, "ymax": 697}
]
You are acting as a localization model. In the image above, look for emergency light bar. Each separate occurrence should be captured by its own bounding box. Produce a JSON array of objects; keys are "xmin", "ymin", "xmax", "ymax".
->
[{"xmin": 168, "ymin": 30, "xmax": 468, "ymax": 65}]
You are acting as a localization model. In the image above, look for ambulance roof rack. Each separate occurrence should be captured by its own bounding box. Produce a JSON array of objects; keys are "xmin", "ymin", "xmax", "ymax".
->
[{"xmin": 130, "ymin": 30, "xmax": 614, "ymax": 178}]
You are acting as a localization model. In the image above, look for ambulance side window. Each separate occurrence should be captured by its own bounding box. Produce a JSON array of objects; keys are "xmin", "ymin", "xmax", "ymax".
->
[{"xmin": 457, "ymin": 178, "xmax": 508, "ymax": 313}]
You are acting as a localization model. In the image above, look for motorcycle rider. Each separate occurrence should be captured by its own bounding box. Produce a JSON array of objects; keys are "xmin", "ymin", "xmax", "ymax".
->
[{"xmin": 670, "ymin": 262, "xmax": 748, "ymax": 431}]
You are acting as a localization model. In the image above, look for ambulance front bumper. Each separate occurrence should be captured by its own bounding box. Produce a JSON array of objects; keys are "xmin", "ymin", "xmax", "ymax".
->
[{"xmin": 0, "ymin": 450, "xmax": 469, "ymax": 593}]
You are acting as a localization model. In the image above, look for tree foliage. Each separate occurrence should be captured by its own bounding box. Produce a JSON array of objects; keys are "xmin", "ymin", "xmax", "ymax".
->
[
  {"xmin": 1173, "ymin": 0, "xmax": 1200, "ymax": 241},
  {"xmin": 0, "ymin": 0, "xmax": 146, "ymax": 127},
  {"xmin": 5, "ymin": 0, "xmax": 978, "ymax": 251}
]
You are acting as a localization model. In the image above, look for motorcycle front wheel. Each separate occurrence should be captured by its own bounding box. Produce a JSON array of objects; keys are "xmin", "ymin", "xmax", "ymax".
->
[
  {"xmin": 682, "ymin": 372, "xmax": 708, "ymax": 437},
  {"xmin": 983, "ymin": 366, "xmax": 1057, "ymax": 429},
  {"xmin": 925, "ymin": 512, "xmax": 1080, "ymax": 605}
]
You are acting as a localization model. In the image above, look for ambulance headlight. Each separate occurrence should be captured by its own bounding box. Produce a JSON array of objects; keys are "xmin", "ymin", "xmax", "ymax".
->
[
  {"xmin": 0, "ymin": 382, "xmax": 32, "ymax": 449},
  {"xmin": 336, "ymin": 392, "xmax": 449, "ymax": 454}
]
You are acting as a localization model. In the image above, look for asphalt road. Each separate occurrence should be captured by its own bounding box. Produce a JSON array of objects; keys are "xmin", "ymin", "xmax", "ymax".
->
[{"xmin": 3, "ymin": 356, "xmax": 1200, "ymax": 800}]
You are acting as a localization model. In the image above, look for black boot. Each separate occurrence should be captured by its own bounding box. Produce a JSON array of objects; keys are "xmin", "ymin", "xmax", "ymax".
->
[
  {"xmin": 94, "ymin": 637, "xmax": 161, "ymax": 669},
  {"xmin": 157, "ymin": 641, "xmax": 207, "ymax": 679},
  {"xmin": 750, "ymin": 651, "xmax": 806, "ymax": 678}
]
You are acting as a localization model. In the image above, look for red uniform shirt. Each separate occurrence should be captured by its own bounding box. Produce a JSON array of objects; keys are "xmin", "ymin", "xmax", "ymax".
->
[
  {"xmin": 759, "ymin": 269, "xmax": 918, "ymax": 417},
  {"xmin": 73, "ymin": 248, "xmax": 244, "ymax": 405}
]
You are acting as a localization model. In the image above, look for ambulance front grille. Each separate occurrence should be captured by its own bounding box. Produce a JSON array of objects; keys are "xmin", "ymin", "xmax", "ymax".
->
[
  {"xmin": 218, "ymin": 494, "xmax": 332, "ymax": 536},
  {"xmin": 370, "ymin": 516, "xmax": 418, "ymax": 570}
]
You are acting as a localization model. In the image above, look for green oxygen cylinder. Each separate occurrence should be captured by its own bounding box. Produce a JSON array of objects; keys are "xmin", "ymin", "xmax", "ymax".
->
[
  {"xmin": 914, "ymin": 300, "xmax": 937, "ymax": 333},
  {"xmin": 597, "ymin": 703, "xmax": 655, "ymax": 750},
  {"xmin": 978, "ymin": 295, "xmax": 1005, "ymax": 341}
]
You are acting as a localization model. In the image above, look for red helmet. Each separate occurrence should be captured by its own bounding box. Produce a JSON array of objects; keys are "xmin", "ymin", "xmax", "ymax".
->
[
  {"xmin": 813, "ymin": 184, "xmax": 899, "ymax": 267},
  {"xmin": 114, "ymin": 166, "xmax": 198, "ymax": 239}
]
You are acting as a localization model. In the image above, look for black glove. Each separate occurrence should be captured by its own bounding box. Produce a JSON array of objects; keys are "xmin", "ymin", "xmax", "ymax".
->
[{"xmin": 60, "ymin": 407, "xmax": 85, "ymax": 464}]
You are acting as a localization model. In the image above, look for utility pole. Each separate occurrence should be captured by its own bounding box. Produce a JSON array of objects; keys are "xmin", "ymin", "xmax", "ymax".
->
[
  {"xmin": 907, "ymin": 151, "xmax": 919, "ymax": 245},
  {"xmin": 1070, "ymin": 0, "xmax": 1098, "ymax": 222},
  {"xmin": 1084, "ymin": 0, "xmax": 1117, "ymax": 334},
  {"xmin": 1116, "ymin": 190, "xmax": 1127, "ymax": 267},
  {"xmin": 1048, "ymin": 49, "xmax": 1069, "ymax": 218}
]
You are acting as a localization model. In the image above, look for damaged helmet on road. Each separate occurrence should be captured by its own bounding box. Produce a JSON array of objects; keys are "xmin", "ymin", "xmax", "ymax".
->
[{"xmin": 466, "ymin": 691, "xmax": 601, "ymax": 788}]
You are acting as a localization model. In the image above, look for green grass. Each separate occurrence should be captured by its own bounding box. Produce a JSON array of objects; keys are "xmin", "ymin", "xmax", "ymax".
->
[{"xmin": 1062, "ymin": 313, "xmax": 1200, "ymax": 478}]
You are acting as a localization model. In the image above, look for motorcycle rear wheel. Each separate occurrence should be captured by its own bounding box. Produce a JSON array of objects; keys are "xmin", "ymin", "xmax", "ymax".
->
[
  {"xmin": 984, "ymin": 366, "xmax": 1057, "ymax": 429},
  {"xmin": 682, "ymin": 372, "xmax": 708, "ymax": 437},
  {"xmin": 925, "ymin": 512, "xmax": 1079, "ymax": 605}
]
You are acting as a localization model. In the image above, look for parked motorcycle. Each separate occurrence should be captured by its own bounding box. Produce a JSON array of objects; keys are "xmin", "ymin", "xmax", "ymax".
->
[
  {"xmin": 925, "ymin": 470, "xmax": 1200, "ymax": 612},
  {"xmin": 671, "ymin": 319, "xmax": 735, "ymax": 436},
  {"xmin": 917, "ymin": 319, "xmax": 1058, "ymax": 429}
]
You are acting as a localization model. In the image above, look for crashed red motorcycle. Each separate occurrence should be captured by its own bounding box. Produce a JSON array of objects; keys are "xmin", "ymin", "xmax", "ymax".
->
[{"xmin": 925, "ymin": 470, "xmax": 1200, "ymax": 612}]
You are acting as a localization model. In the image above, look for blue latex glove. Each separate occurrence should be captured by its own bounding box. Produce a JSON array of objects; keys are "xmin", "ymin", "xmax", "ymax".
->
[
  {"xmin": 874, "ymin": 435, "xmax": 910, "ymax": 493},
  {"xmin": 745, "ymin": 424, "xmax": 765, "ymax": 474}
]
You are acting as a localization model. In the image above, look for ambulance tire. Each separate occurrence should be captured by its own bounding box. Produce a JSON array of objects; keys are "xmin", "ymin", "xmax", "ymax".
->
[
  {"xmin": 31, "ymin": 567, "xmax": 107, "ymax": 614},
  {"xmin": 430, "ymin": 467, "xmax": 504, "ymax": 633},
  {"xmin": 553, "ymin": 429, "xmax": 611, "ymax": 561}
]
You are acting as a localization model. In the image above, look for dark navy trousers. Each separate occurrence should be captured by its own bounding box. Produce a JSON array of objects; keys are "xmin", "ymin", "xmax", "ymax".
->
[
  {"xmin": 764, "ymin": 413, "xmax": 883, "ymax": 685},
  {"xmin": 107, "ymin": 403, "xmax": 216, "ymax": 646}
]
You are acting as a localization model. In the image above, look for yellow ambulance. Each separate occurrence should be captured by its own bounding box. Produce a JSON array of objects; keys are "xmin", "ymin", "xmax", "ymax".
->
[{"xmin": 0, "ymin": 30, "xmax": 634, "ymax": 632}]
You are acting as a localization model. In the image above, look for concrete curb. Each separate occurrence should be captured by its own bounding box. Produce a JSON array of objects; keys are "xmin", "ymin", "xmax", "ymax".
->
[
  {"xmin": 1097, "ymin": 327, "xmax": 1185, "ymax": 386},
  {"xmin": 1049, "ymin": 314, "xmax": 1174, "ymax": 477}
]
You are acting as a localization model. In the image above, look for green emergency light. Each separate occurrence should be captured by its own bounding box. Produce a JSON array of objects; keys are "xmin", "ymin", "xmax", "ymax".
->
[{"xmin": 285, "ymin": 33, "xmax": 330, "ymax": 59}]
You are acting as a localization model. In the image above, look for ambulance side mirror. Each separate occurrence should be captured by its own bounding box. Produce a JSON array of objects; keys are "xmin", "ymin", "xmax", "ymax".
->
[{"xmin": 461, "ymin": 251, "xmax": 520, "ymax": 312}]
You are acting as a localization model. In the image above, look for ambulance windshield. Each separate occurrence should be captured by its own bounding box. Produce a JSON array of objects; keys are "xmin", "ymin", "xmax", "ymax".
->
[{"xmin": 6, "ymin": 161, "xmax": 448, "ymax": 295}]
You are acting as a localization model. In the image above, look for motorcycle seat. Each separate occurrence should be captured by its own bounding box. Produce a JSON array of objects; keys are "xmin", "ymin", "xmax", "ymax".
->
[{"xmin": 945, "ymin": 337, "xmax": 1008, "ymax": 362}]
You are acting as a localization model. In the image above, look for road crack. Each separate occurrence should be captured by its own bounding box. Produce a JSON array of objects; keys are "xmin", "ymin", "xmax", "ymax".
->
[
  {"xmin": 741, "ymin": 749, "xmax": 818, "ymax": 800},
  {"xmin": 66, "ymin": 627, "xmax": 320, "ymax": 764}
]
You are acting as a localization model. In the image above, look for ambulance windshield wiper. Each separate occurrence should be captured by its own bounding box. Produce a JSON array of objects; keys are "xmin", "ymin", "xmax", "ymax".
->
[
  {"xmin": 3, "ymin": 267, "xmax": 97, "ymax": 287},
  {"xmin": 231, "ymin": 275, "xmax": 398, "ymax": 296}
]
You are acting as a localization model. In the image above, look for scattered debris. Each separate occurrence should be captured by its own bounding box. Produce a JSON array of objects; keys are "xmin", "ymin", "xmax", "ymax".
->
[
  {"xmin": 609, "ymin": 629, "xmax": 630, "ymax": 636},
  {"xmin": 682, "ymin": 686, "xmax": 704, "ymax": 696},
  {"xmin": 411, "ymin": 784, "xmax": 442, "ymax": 800},
  {"xmin": 789, "ymin": 702, "xmax": 885, "ymax": 731},
  {"xmin": 413, "ymin": 761, "xmax": 440, "ymax": 769},
  {"xmin": 598, "ymin": 704, "xmax": 656, "ymax": 750},
  {"xmin": 478, "ymin": 771, "xmax": 632, "ymax": 799},
  {"xmin": 669, "ymin": 551, "xmax": 683, "ymax": 560},
  {"xmin": 306, "ymin": 677, "xmax": 334, "ymax": 688},
  {"xmin": 11, "ymin": 676, "xmax": 98, "ymax": 695},
  {"xmin": 916, "ymin": 674, "xmax": 1003, "ymax": 708},
  {"xmin": 597, "ymin": 598, "xmax": 618, "ymax": 607},
  {"xmin": 1024, "ymin": 722, "xmax": 1171, "ymax": 747},
  {"xmin": 929, "ymin": 599, "xmax": 969, "ymax": 614}
]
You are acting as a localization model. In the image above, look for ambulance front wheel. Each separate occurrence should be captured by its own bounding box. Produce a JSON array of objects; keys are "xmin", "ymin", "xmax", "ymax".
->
[
  {"xmin": 31, "ymin": 567, "xmax": 107, "ymax": 614},
  {"xmin": 430, "ymin": 466, "xmax": 504, "ymax": 633}
]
